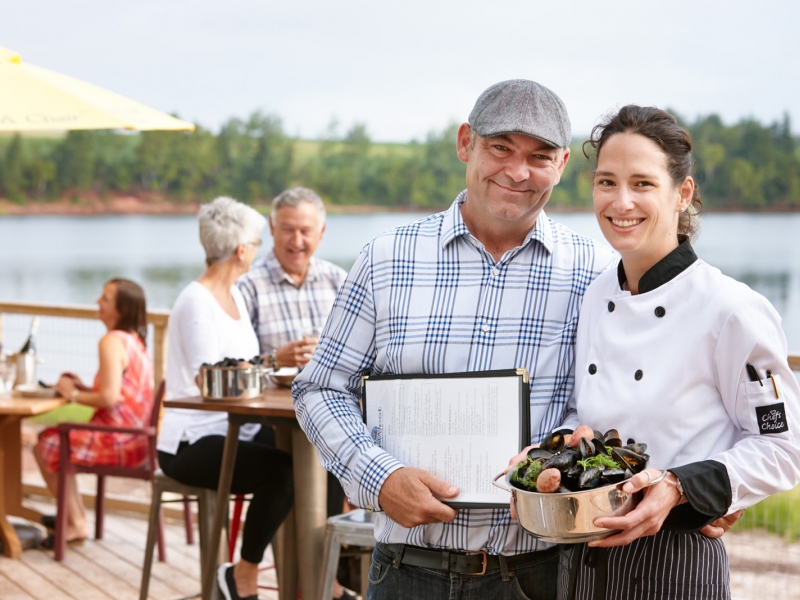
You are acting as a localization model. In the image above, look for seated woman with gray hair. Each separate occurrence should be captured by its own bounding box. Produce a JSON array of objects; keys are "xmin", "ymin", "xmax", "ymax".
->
[{"xmin": 156, "ymin": 196, "xmax": 293, "ymax": 600}]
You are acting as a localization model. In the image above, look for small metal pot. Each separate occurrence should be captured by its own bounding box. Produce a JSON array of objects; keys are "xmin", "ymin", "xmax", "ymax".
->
[
  {"xmin": 492, "ymin": 470, "xmax": 666, "ymax": 544},
  {"xmin": 199, "ymin": 365, "xmax": 272, "ymax": 401}
]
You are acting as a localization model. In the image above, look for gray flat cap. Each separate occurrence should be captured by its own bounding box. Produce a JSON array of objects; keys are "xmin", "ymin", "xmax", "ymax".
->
[{"xmin": 468, "ymin": 79, "xmax": 571, "ymax": 148}]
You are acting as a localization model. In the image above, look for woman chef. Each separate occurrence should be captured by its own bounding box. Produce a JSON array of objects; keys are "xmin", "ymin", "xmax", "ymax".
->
[{"xmin": 513, "ymin": 106, "xmax": 800, "ymax": 600}]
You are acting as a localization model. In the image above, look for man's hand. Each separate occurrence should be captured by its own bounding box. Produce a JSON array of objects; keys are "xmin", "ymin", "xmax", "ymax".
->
[
  {"xmin": 275, "ymin": 338, "xmax": 318, "ymax": 368},
  {"xmin": 701, "ymin": 510, "xmax": 745, "ymax": 538},
  {"xmin": 378, "ymin": 467, "xmax": 459, "ymax": 528}
]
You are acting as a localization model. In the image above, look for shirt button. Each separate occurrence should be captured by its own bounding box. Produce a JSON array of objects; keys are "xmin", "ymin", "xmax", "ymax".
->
[
  {"xmin": 471, "ymin": 238, "xmax": 479, "ymax": 246},
  {"xmin": 588, "ymin": 364, "xmax": 597, "ymax": 375},
  {"xmin": 608, "ymin": 301, "xmax": 615, "ymax": 312},
  {"xmin": 482, "ymin": 324, "xmax": 489, "ymax": 333},
  {"xmin": 492, "ymin": 268, "xmax": 499, "ymax": 276},
  {"xmin": 367, "ymin": 504, "xmax": 374, "ymax": 510},
  {"xmin": 635, "ymin": 369, "xmax": 643, "ymax": 381},
  {"xmin": 654, "ymin": 306, "xmax": 666, "ymax": 318}
]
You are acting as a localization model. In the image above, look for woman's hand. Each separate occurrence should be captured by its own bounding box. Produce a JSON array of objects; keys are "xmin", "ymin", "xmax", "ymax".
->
[
  {"xmin": 701, "ymin": 510, "xmax": 745, "ymax": 538},
  {"xmin": 54, "ymin": 375, "xmax": 78, "ymax": 400},
  {"xmin": 588, "ymin": 469, "xmax": 682, "ymax": 547}
]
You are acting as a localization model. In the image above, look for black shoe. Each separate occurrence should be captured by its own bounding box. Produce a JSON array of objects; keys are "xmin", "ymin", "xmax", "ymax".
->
[
  {"xmin": 334, "ymin": 590, "xmax": 359, "ymax": 600},
  {"xmin": 40, "ymin": 515, "xmax": 56, "ymax": 531},
  {"xmin": 216, "ymin": 563, "xmax": 257, "ymax": 600}
]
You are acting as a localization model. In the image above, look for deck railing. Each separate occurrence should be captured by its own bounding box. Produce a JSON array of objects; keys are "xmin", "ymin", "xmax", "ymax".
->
[{"xmin": 0, "ymin": 300, "xmax": 169, "ymax": 389}]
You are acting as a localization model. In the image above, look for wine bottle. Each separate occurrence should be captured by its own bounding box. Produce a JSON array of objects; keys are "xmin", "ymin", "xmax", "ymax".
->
[{"xmin": 19, "ymin": 316, "xmax": 40, "ymax": 354}]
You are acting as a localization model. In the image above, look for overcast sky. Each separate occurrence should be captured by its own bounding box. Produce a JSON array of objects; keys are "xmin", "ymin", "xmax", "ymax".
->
[{"xmin": 3, "ymin": 0, "xmax": 799, "ymax": 142}]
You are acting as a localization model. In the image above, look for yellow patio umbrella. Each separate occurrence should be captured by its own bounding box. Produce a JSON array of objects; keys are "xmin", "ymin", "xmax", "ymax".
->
[{"xmin": 0, "ymin": 46, "xmax": 194, "ymax": 132}]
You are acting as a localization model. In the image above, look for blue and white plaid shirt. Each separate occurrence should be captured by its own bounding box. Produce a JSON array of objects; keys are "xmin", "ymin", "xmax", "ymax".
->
[
  {"xmin": 237, "ymin": 249, "xmax": 347, "ymax": 356},
  {"xmin": 294, "ymin": 191, "xmax": 616, "ymax": 555}
]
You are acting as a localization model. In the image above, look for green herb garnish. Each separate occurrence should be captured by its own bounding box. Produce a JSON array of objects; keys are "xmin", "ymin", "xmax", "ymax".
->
[
  {"xmin": 511, "ymin": 459, "xmax": 543, "ymax": 489},
  {"xmin": 577, "ymin": 454, "xmax": 620, "ymax": 471}
]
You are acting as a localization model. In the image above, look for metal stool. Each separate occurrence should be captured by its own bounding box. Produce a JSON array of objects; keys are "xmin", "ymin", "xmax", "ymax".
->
[
  {"xmin": 319, "ymin": 510, "xmax": 376, "ymax": 600},
  {"xmin": 139, "ymin": 470, "xmax": 224, "ymax": 600}
]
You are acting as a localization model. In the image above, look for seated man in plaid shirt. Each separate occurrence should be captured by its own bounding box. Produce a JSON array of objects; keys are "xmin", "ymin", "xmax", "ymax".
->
[
  {"xmin": 238, "ymin": 186, "xmax": 346, "ymax": 369},
  {"xmin": 293, "ymin": 81, "xmax": 616, "ymax": 600}
]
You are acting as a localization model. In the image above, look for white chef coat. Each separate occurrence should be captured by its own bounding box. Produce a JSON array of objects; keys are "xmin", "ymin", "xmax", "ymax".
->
[{"xmin": 563, "ymin": 256, "xmax": 800, "ymax": 514}]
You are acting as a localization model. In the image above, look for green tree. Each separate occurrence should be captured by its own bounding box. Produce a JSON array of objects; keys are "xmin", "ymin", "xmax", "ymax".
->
[{"xmin": 0, "ymin": 134, "xmax": 24, "ymax": 201}]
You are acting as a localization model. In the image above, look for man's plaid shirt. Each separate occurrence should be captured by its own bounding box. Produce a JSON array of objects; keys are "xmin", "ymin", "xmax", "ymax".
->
[
  {"xmin": 293, "ymin": 192, "xmax": 615, "ymax": 554},
  {"xmin": 238, "ymin": 249, "xmax": 347, "ymax": 356}
]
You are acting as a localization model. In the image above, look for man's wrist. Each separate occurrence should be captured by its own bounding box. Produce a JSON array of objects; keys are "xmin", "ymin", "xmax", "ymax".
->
[
  {"xmin": 69, "ymin": 388, "xmax": 79, "ymax": 403},
  {"xmin": 268, "ymin": 351, "xmax": 278, "ymax": 370}
]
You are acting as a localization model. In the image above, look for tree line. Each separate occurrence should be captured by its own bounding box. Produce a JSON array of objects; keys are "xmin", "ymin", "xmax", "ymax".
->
[{"xmin": 0, "ymin": 111, "xmax": 798, "ymax": 210}]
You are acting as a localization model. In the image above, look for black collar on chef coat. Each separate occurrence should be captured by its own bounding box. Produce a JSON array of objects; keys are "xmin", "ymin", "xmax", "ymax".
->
[{"xmin": 617, "ymin": 236, "xmax": 698, "ymax": 294}]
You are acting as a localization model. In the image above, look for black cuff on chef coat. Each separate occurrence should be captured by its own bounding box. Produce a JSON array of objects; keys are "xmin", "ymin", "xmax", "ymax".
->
[{"xmin": 662, "ymin": 460, "xmax": 732, "ymax": 531}]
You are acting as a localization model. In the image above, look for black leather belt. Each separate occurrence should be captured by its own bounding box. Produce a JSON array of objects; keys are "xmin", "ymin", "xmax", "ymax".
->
[{"xmin": 381, "ymin": 543, "xmax": 559, "ymax": 576}]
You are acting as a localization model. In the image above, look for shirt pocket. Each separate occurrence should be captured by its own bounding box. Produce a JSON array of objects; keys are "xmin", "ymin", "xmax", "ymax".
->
[{"xmin": 740, "ymin": 375, "xmax": 789, "ymax": 436}]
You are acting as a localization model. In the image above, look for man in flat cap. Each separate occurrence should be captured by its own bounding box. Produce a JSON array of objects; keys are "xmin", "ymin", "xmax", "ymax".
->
[{"xmin": 294, "ymin": 80, "xmax": 615, "ymax": 599}]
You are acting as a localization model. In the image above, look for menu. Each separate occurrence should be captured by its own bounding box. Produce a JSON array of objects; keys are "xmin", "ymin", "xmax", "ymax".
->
[{"xmin": 362, "ymin": 369, "xmax": 530, "ymax": 508}]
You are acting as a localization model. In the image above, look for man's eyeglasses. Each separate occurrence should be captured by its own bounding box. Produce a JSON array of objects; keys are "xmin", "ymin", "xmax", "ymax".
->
[{"xmin": 247, "ymin": 239, "xmax": 263, "ymax": 247}]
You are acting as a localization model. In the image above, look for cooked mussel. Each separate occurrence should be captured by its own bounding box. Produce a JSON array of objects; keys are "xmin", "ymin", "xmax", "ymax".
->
[
  {"xmin": 579, "ymin": 437, "xmax": 596, "ymax": 459},
  {"xmin": 601, "ymin": 468, "xmax": 627, "ymax": 484},
  {"xmin": 527, "ymin": 448, "xmax": 554, "ymax": 461},
  {"xmin": 543, "ymin": 448, "xmax": 579, "ymax": 471},
  {"xmin": 578, "ymin": 467, "xmax": 603, "ymax": 489},
  {"xmin": 611, "ymin": 447, "xmax": 647, "ymax": 473},
  {"xmin": 540, "ymin": 432, "xmax": 566, "ymax": 453}
]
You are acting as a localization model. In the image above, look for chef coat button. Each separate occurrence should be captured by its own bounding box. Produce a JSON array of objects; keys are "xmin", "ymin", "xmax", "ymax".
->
[
  {"xmin": 608, "ymin": 301, "xmax": 615, "ymax": 312},
  {"xmin": 588, "ymin": 364, "xmax": 597, "ymax": 375},
  {"xmin": 654, "ymin": 306, "xmax": 666, "ymax": 318},
  {"xmin": 635, "ymin": 369, "xmax": 643, "ymax": 381}
]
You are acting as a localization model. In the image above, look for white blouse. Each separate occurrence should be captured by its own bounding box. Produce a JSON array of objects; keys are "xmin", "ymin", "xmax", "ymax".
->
[{"xmin": 157, "ymin": 281, "xmax": 261, "ymax": 454}]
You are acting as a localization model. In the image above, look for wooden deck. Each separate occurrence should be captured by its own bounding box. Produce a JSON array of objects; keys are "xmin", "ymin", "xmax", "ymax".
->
[
  {"xmin": 0, "ymin": 499, "xmax": 280, "ymax": 600},
  {"xmin": 2, "ymin": 498, "xmax": 800, "ymax": 600}
]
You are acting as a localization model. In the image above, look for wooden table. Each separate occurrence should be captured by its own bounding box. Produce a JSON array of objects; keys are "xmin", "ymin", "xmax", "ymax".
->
[
  {"xmin": 0, "ymin": 393, "xmax": 66, "ymax": 558},
  {"xmin": 164, "ymin": 387, "xmax": 328, "ymax": 600}
]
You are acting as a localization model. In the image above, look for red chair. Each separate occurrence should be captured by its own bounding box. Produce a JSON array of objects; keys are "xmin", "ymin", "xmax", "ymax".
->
[{"xmin": 53, "ymin": 381, "xmax": 168, "ymax": 561}]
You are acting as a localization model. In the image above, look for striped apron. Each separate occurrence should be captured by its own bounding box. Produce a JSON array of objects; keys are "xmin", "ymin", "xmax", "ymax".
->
[{"xmin": 557, "ymin": 530, "xmax": 731, "ymax": 600}]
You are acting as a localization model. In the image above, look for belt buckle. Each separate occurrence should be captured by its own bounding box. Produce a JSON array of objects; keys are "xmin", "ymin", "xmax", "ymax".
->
[{"xmin": 464, "ymin": 550, "xmax": 488, "ymax": 576}]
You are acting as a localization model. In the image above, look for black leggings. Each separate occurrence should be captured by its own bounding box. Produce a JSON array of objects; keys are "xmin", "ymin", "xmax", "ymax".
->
[{"xmin": 158, "ymin": 427, "xmax": 293, "ymax": 564}]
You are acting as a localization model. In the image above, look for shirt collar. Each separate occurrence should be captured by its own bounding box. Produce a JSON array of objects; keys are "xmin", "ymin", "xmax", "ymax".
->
[
  {"xmin": 617, "ymin": 236, "xmax": 698, "ymax": 294},
  {"xmin": 441, "ymin": 190, "xmax": 554, "ymax": 255},
  {"xmin": 263, "ymin": 249, "xmax": 319, "ymax": 287}
]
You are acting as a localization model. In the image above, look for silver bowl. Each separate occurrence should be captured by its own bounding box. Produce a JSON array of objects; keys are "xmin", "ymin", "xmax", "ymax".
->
[
  {"xmin": 492, "ymin": 469, "xmax": 665, "ymax": 544},
  {"xmin": 199, "ymin": 365, "xmax": 272, "ymax": 401}
]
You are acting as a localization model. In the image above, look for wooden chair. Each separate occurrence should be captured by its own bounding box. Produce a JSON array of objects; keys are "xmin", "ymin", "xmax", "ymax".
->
[{"xmin": 53, "ymin": 381, "xmax": 168, "ymax": 561}]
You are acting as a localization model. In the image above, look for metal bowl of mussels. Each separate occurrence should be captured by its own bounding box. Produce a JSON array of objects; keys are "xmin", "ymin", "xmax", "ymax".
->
[
  {"xmin": 199, "ymin": 357, "xmax": 273, "ymax": 401},
  {"xmin": 493, "ymin": 429, "xmax": 659, "ymax": 544}
]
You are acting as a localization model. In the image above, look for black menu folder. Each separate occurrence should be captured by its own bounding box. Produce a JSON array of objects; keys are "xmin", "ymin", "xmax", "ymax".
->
[{"xmin": 362, "ymin": 369, "xmax": 531, "ymax": 508}]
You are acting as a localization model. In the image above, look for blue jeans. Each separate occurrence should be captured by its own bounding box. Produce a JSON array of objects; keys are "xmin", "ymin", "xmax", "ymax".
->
[{"xmin": 367, "ymin": 543, "xmax": 558, "ymax": 600}]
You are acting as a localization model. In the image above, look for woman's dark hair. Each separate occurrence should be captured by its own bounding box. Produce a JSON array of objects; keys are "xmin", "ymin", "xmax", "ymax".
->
[
  {"xmin": 583, "ymin": 105, "xmax": 702, "ymax": 240},
  {"xmin": 108, "ymin": 278, "xmax": 148, "ymax": 346}
]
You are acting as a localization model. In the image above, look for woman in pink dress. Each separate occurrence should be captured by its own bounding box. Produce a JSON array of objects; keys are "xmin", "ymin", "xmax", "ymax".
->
[{"xmin": 35, "ymin": 278, "xmax": 153, "ymax": 548}]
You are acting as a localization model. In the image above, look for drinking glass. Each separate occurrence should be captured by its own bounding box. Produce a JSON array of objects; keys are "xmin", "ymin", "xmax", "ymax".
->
[{"xmin": 0, "ymin": 357, "xmax": 16, "ymax": 397}]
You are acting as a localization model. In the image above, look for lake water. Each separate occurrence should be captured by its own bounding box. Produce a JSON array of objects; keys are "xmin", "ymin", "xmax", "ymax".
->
[{"xmin": 2, "ymin": 211, "xmax": 800, "ymax": 351}]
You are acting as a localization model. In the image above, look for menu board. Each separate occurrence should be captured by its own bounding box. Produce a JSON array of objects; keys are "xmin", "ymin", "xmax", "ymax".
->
[{"xmin": 362, "ymin": 369, "xmax": 530, "ymax": 508}]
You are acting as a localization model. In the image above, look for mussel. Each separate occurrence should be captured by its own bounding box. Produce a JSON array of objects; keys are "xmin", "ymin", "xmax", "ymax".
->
[
  {"xmin": 540, "ymin": 432, "xmax": 566, "ymax": 454},
  {"xmin": 578, "ymin": 467, "xmax": 603, "ymax": 489},
  {"xmin": 527, "ymin": 448, "xmax": 554, "ymax": 461},
  {"xmin": 611, "ymin": 447, "xmax": 647, "ymax": 474},
  {"xmin": 543, "ymin": 448, "xmax": 579, "ymax": 471}
]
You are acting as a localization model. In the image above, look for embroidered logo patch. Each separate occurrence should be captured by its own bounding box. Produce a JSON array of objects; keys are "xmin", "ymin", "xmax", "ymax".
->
[{"xmin": 755, "ymin": 403, "xmax": 789, "ymax": 434}]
